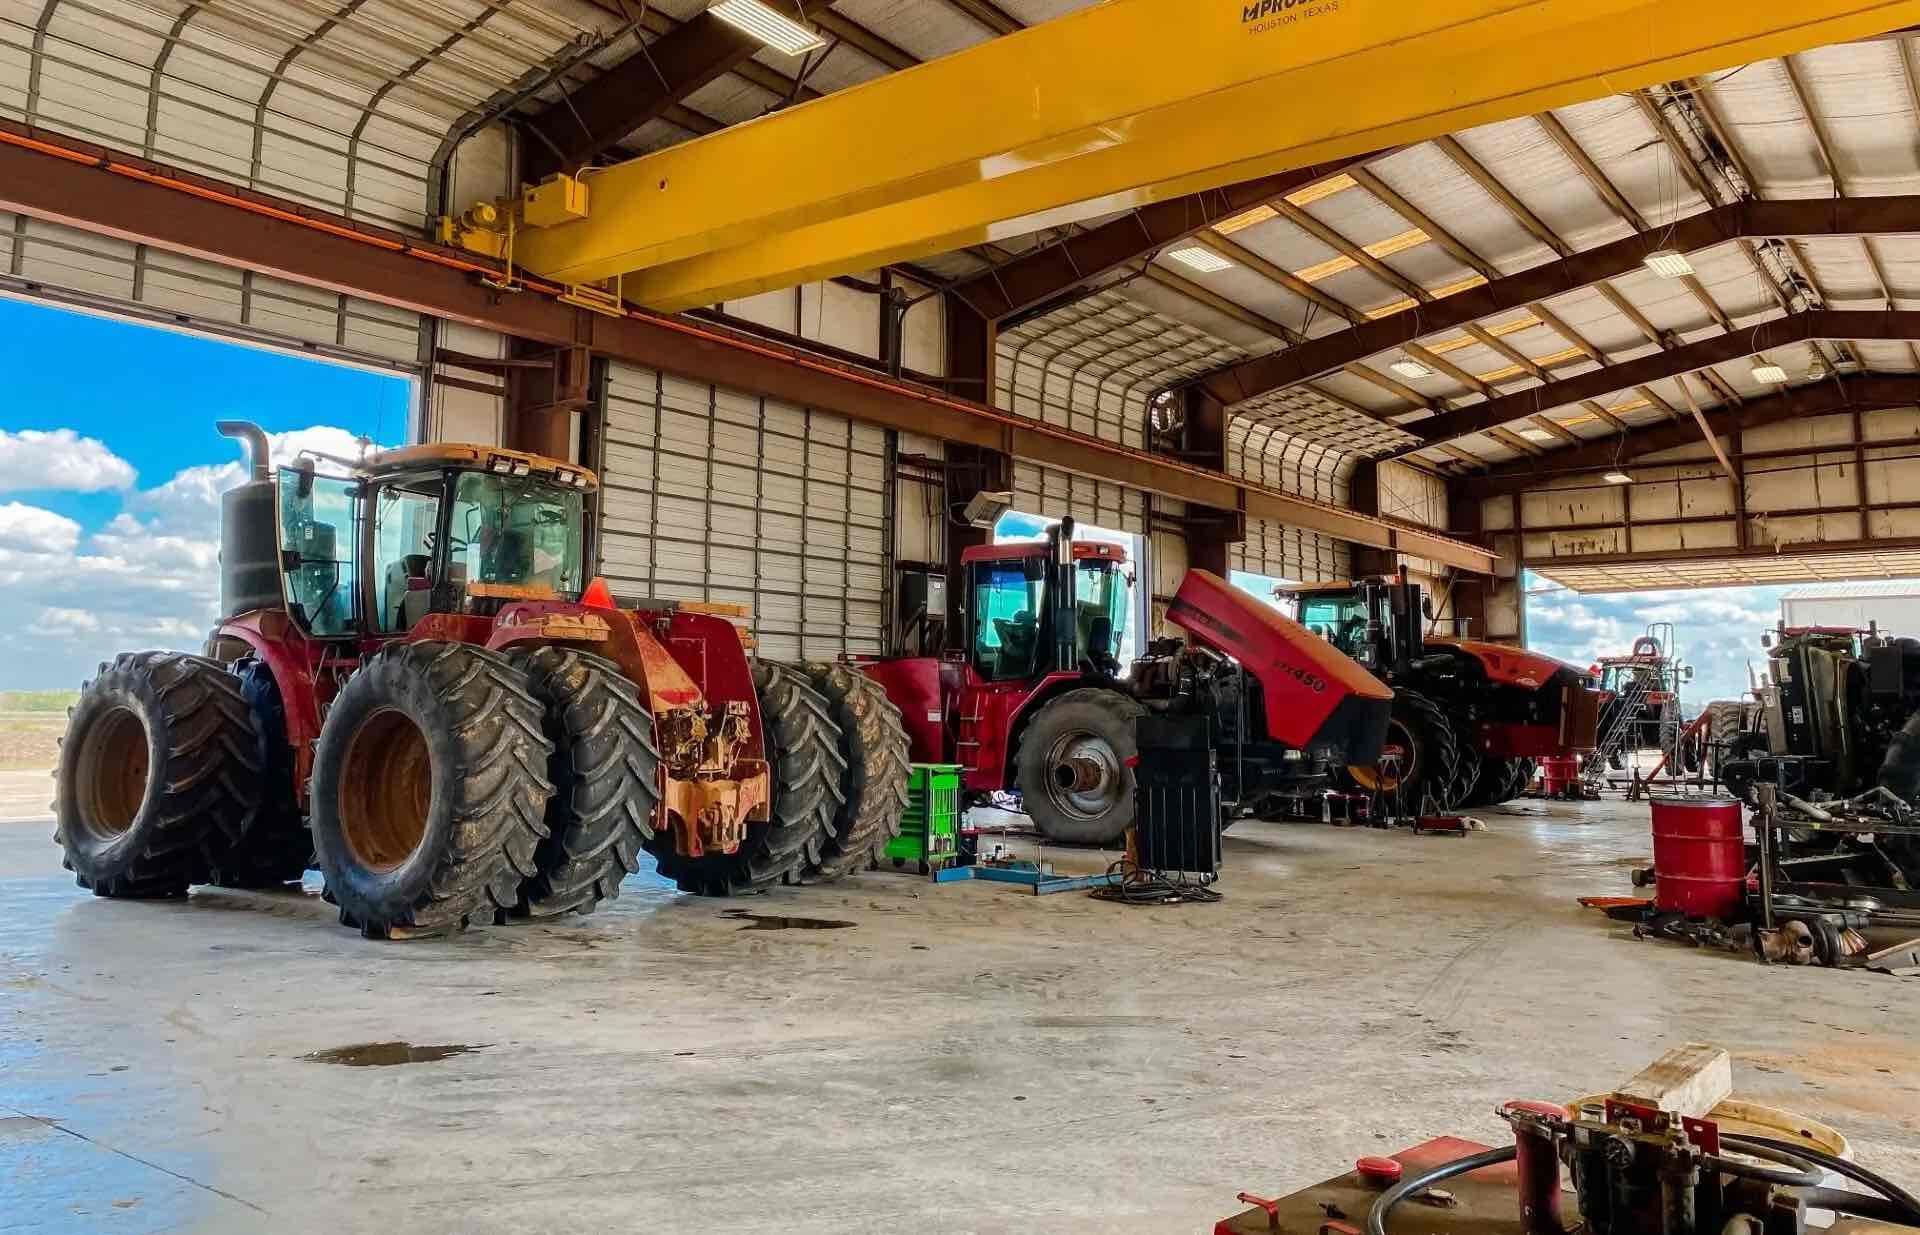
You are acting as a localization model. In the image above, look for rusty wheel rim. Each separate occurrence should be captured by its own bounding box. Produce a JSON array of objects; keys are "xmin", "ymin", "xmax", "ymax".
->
[
  {"xmin": 338, "ymin": 706, "xmax": 433, "ymax": 874},
  {"xmin": 74, "ymin": 705, "xmax": 148, "ymax": 840}
]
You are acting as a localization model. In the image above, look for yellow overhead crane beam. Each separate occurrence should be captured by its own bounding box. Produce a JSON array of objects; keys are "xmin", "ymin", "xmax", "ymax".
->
[{"xmin": 445, "ymin": 0, "xmax": 1920, "ymax": 313}]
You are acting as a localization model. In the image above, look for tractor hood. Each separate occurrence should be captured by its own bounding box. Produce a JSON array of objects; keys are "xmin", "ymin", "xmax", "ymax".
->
[
  {"xmin": 1427, "ymin": 637, "xmax": 1588, "ymax": 690},
  {"xmin": 1167, "ymin": 570, "xmax": 1391, "ymax": 762}
]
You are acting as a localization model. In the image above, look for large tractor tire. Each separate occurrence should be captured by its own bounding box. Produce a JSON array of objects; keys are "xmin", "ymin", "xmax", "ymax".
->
[
  {"xmin": 1014, "ymin": 687, "xmax": 1145, "ymax": 847},
  {"xmin": 651, "ymin": 661, "xmax": 844, "ymax": 896},
  {"xmin": 1348, "ymin": 689, "xmax": 1459, "ymax": 815},
  {"xmin": 207, "ymin": 658, "xmax": 311, "ymax": 888},
  {"xmin": 1503, "ymin": 758, "xmax": 1538, "ymax": 801},
  {"xmin": 509, "ymin": 646, "xmax": 660, "ymax": 918},
  {"xmin": 55, "ymin": 652, "xmax": 262, "ymax": 899},
  {"xmin": 796, "ymin": 661, "xmax": 911, "ymax": 881},
  {"xmin": 1703, "ymin": 701, "xmax": 1746, "ymax": 778},
  {"xmin": 1874, "ymin": 711, "xmax": 1920, "ymax": 885},
  {"xmin": 1450, "ymin": 740, "xmax": 1487, "ymax": 811},
  {"xmin": 310, "ymin": 642, "xmax": 552, "ymax": 939}
]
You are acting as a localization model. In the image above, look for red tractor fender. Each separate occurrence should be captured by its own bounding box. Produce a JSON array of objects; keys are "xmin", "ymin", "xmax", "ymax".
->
[
  {"xmin": 1424, "ymin": 637, "xmax": 1584, "ymax": 690},
  {"xmin": 208, "ymin": 610, "xmax": 340, "ymax": 804},
  {"xmin": 1166, "ymin": 570, "xmax": 1391, "ymax": 753}
]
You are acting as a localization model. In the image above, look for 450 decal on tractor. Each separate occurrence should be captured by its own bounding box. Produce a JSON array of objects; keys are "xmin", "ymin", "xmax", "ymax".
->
[
  {"xmin": 862, "ymin": 519, "xmax": 1391, "ymax": 847},
  {"xmin": 53, "ymin": 422, "xmax": 907, "ymax": 937}
]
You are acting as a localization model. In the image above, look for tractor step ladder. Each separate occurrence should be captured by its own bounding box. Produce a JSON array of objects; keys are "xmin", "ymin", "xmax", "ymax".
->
[{"xmin": 1585, "ymin": 674, "xmax": 1655, "ymax": 791}]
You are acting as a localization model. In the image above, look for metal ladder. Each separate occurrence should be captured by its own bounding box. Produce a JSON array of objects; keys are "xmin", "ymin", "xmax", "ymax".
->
[{"xmin": 1584, "ymin": 673, "xmax": 1654, "ymax": 790}]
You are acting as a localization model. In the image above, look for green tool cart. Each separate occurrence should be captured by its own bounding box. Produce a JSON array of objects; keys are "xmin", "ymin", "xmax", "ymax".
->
[{"xmin": 881, "ymin": 764, "xmax": 962, "ymax": 875}]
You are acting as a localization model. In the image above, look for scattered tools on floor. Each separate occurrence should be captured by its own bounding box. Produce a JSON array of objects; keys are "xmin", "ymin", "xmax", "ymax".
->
[
  {"xmin": 1214, "ymin": 1043, "xmax": 1920, "ymax": 1235},
  {"xmin": 1580, "ymin": 784, "xmax": 1920, "ymax": 974}
]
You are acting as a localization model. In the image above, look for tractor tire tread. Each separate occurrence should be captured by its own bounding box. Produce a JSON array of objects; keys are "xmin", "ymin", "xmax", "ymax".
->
[
  {"xmin": 508, "ymin": 646, "xmax": 660, "ymax": 918},
  {"xmin": 55, "ymin": 651, "xmax": 262, "ymax": 898},
  {"xmin": 794, "ymin": 661, "xmax": 911, "ymax": 881},
  {"xmin": 312, "ymin": 641, "xmax": 552, "ymax": 938}
]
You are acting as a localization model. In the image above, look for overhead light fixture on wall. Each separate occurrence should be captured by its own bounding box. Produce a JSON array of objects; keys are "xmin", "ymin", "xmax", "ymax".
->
[
  {"xmin": 709, "ymin": 0, "xmax": 827, "ymax": 55},
  {"xmin": 1642, "ymin": 250, "xmax": 1695, "ymax": 279}
]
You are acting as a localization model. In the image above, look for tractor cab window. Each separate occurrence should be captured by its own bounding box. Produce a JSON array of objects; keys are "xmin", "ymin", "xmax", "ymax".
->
[
  {"xmin": 972, "ymin": 559, "xmax": 1047, "ymax": 681},
  {"xmin": 370, "ymin": 478, "xmax": 443, "ymax": 633},
  {"xmin": 444, "ymin": 471, "xmax": 586, "ymax": 602},
  {"xmin": 1299, "ymin": 593, "xmax": 1374, "ymax": 664},
  {"xmin": 277, "ymin": 466, "xmax": 358, "ymax": 637},
  {"xmin": 1074, "ymin": 560, "xmax": 1128, "ymax": 672}
]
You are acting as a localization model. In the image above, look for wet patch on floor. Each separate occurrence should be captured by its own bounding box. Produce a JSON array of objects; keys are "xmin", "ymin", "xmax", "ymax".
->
[
  {"xmin": 302, "ymin": 1042, "xmax": 483, "ymax": 1067},
  {"xmin": 722, "ymin": 910, "xmax": 856, "ymax": 931}
]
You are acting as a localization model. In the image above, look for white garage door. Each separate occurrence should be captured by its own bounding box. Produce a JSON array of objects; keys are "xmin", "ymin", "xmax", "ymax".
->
[
  {"xmin": 597, "ymin": 362, "xmax": 891, "ymax": 661},
  {"xmin": 1234, "ymin": 517, "xmax": 1352, "ymax": 584},
  {"xmin": 1011, "ymin": 460, "xmax": 1147, "ymax": 533},
  {"xmin": 0, "ymin": 212, "xmax": 422, "ymax": 373}
]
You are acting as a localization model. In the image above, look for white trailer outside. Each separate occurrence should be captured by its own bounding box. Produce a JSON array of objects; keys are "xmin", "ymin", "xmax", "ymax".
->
[{"xmin": 1780, "ymin": 582, "xmax": 1920, "ymax": 635}]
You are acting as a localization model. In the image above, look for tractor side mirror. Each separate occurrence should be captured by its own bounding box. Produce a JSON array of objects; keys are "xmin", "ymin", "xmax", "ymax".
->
[
  {"xmin": 1421, "ymin": 597, "xmax": 1435, "ymax": 620},
  {"xmin": 1684, "ymin": 667, "xmax": 1695, "ymax": 682},
  {"xmin": 1761, "ymin": 633, "xmax": 1772, "ymax": 648}
]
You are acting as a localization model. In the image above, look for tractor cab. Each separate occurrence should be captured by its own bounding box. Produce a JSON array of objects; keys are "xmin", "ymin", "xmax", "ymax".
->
[
  {"xmin": 1278, "ymin": 576, "xmax": 1425, "ymax": 675},
  {"xmin": 247, "ymin": 425, "xmax": 596, "ymax": 640},
  {"xmin": 961, "ymin": 522, "xmax": 1129, "ymax": 682}
]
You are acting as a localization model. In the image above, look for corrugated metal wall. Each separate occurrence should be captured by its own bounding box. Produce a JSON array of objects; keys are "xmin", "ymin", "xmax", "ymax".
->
[
  {"xmin": 0, "ymin": 210, "xmax": 421, "ymax": 372},
  {"xmin": 596, "ymin": 362, "xmax": 892, "ymax": 661},
  {"xmin": 1226, "ymin": 418, "xmax": 1352, "ymax": 581}
]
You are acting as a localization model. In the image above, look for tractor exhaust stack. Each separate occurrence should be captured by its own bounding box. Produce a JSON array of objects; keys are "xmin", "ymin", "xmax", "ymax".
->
[{"xmin": 217, "ymin": 420, "xmax": 271, "ymax": 481}]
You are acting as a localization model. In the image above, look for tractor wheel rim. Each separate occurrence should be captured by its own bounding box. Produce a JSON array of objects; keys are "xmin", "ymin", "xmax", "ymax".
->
[
  {"xmin": 338, "ymin": 706, "xmax": 433, "ymax": 874},
  {"xmin": 1351, "ymin": 722, "xmax": 1416, "ymax": 792},
  {"xmin": 74, "ymin": 705, "xmax": 148, "ymax": 840},
  {"xmin": 1044, "ymin": 730, "xmax": 1124, "ymax": 822}
]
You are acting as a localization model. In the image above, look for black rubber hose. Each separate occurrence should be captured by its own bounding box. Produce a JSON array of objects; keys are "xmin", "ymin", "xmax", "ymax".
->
[
  {"xmin": 1703, "ymin": 1148, "xmax": 1824, "ymax": 1188},
  {"xmin": 1797, "ymin": 1187, "xmax": 1915, "ymax": 1225},
  {"xmin": 1365, "ymin": 1146, "xmax": 1516, "ymax": 1235},
  {"xmin": 1721, "ymin": 1134, "xmax": 1920, "ymax": 1223}
]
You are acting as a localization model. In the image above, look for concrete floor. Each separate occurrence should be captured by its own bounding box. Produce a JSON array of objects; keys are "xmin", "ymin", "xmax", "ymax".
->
[{"xmin": 4, "ymin": 793, "xmax": 1918, "ymax": 1235}]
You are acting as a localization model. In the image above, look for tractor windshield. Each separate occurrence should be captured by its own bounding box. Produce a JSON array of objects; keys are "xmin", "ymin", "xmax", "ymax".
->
[
  {"xmin": 1075, "ymin": 560, "xmax": 1127, "ymax": 669},
  {"xmin": 1298, "ymin": 592, "xmax": 1373, "ymax": 662},
  {"xmin": 972, "ymin": 559, "xmax": 1047, "ymax": 681},
  {"xmin": 277, "ymin": 467, "xmax": 358, "ymax": 638},
  {"xmin": 445, "ymin": 471, "xmax": 587, "ymax": 599}
]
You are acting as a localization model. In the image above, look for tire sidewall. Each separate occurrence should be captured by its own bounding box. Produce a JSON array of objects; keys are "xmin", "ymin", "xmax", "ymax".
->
[
  {"xmin": 57, "ymin": 664, "xmax": 166, "ymax": 882},
  {"xmin": 1014, "ymin": 690, "xmax": 1139, "ymax": 846},
  {"xmin": 310, "ymin": 658, "xmax": 463, "ymax": 922}
]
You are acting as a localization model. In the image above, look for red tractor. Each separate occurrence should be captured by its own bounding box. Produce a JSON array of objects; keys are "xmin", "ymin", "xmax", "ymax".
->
[
  {"xmin": 53, "ymin": 421, "xmax": 907, "ymax": 938},
  {"xmin": 1280, "ymin": 573, "xmax": 1603, "ymax": 812},
  {"xmin": 862, "ymin": 519, "xmax": 1392, "ymax": 845}
]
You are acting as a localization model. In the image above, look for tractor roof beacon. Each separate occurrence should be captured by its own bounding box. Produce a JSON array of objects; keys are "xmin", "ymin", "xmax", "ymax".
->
[{"xmin": 52, "ymin": 420, "xmax": 908, "ymax": 939}]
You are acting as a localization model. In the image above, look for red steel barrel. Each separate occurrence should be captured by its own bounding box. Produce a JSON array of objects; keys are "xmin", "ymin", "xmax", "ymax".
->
[{"xmin": 1650, "ymin": 797, "xmax": 1747, "ymax": 919}]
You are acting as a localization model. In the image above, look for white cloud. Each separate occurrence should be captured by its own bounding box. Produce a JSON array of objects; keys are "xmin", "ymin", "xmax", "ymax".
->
[
  {"xmin": 0, "ymin": 428, "xmax": 136, "ymax": 493},
  {"xmin": 0, "ymin": 502, "xmax": 82, "ymax": 554},
  {"xmin": 0, "ymin": 424, "xmax": 378, "ymax": 690}
]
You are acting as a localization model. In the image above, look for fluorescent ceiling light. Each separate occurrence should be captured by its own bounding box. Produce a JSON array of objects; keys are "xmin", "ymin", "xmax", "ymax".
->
[
  {"xmin": 1389, "ymin": 358, "xmax": 1433, "ymax": 380},
  {"xmin": 709, "ymin": 0, "xmax": 826, "ymax": 55},
  {"xmin": 1751, "ymin": 363, "xmax": 1788, "ymax": 384},
  {"xmin": 1518, "ymin": 427, "xmax": 1557, "ymax": 443},
  {"xmin": 1642, "ymin": 250, "xmax": 1695, "ymax": 279},
  {"xmin": 1166, "ymin": 245, "xmax": 1233, "ymax": 273},
  {"xmin": 1603, "ymin": 470, "xmax": 1634, "ymax": 485}
]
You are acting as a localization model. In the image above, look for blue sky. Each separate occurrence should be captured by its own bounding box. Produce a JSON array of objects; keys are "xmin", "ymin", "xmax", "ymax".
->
[{"xmin": 0, "ymin": 297, "xmax": 409, "ymax": 690}]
